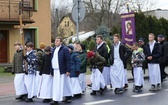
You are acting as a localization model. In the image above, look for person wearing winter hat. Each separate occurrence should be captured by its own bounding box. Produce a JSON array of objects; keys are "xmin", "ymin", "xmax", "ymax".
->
[
  {"xmin": 87, "ymin": 51, "xmax": 106, "ymax": 95},
  {"xmin": 35, "ymin": 42, "xmax": 46, "ymax": 96},
  {"xmin": 78, "ymin": 44, "xmax": 87, "ymax": 94},
  {"xmin": 37, "ymin": 46, "xmax": 53, "ymax": 103},
  {"xmin": 68, "ymin": 44, "xmax": 82, "ymax": 98},
  {"xmin": 109, "ymin": 34, "xmax": 131, "ymax": 94}
]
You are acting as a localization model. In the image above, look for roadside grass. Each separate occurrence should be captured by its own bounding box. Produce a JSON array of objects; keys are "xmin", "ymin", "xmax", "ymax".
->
[{"xmin": 0, "ymin": 67, "xmax": 13, "ymax": 76}]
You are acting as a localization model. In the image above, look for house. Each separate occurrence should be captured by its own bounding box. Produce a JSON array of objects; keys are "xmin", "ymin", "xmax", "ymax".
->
[
  {"xmin": 0, "ymin": 0, "xmax": 51, "ymax": 63},
  {"xmin": 57, "ymin": 15, "xmax": 76, "ymax": 38},
  {"xmin": 143, "ymin": 9, "xmax": 168, "ymax": 20}
]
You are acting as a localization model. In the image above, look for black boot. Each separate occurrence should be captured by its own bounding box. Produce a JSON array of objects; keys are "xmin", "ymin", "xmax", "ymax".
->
[
  {"xmin": 62, "ymin": 96, "xmax": 72, "ymax": 103},
  {"xmin": 90, "ymin": 91, "xmax": 96, "ymax": 95},
  {"xmin": 43, "ymin": 99, "xmax": 52, "ymax": 103},
  {"xmin": 50, "ymin": 101, "xmax": 59, "ymax": 105},
  {"xmin": 15, "ymin": 95, "xmax": 24, "ymax": 100},
  {"xmin": 25, "ymin": 98, "xmax": 33, "ymax": 102},
  {"xmin": 99, "ymin": 88, "xmax": 104, "ymax": 95}
]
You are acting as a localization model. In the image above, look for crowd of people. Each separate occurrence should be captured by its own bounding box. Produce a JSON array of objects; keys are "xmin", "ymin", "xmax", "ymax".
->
[{"xmin": 11, "ymin": 33, "xmax": 168, "ymax": 105}]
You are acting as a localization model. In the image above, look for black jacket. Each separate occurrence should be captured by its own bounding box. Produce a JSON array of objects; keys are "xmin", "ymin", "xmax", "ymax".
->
[
  {"xmin": 162, "ymin": 42, "xmax": 168, "ymax": 64},
  {"xmin": 96, "ymin": 43, "xmax": 108, "ymax": 64},
  {"xmin": 109, "ymin": 42, "xmax": 132, "ymax": 69},
  {"xmin": 145, "ymin": 42, "xmax": 161, "ymax": 63},
  {"xmin": 40, "ymin": 53, "xmax": 52, "ymax": 75}
]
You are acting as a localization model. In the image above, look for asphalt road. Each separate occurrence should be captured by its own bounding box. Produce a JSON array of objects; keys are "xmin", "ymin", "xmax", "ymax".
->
[{"xmin": 0, "ymin": 79, "xmax": 168, "ymax": 105}]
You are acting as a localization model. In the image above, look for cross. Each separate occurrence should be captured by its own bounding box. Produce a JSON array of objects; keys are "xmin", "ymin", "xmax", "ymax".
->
[{"xmin": 13, "ymin": 1, "xmax": 28, "ymax": 55}]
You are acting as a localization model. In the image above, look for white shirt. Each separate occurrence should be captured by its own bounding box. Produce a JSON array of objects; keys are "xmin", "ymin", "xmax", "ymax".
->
[
  {"xmin": 52, "ymin": 45, "xmax": 61, "ymax": 70},
  {"xmin": 97, "ymin": 42, "xmax": 104, "ymax": 50},
  {"xmin": 114, "ymin": 41, "xmax": 121, "ymax": 61},
  {"xmin": 26, "ymin": 50, "xmax": 33, "ymax": 55},
  {"xmin": 149, "ymin": 40, "xmax": 156, "ymax": 53}
]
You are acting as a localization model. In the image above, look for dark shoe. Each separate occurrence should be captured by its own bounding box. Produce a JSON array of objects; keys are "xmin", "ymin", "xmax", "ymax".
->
[
  {"xmin": 114, "ymin": 88, "xmax": 123, "ymax": 94},
  {"xmin": 157, "ymin": 84, "xmax": 161, "ymax": 91},
  {"xmin": 90, "ymin": 91, "xmax": 96, "ymax": 95},
  {"xmin": 62, "ymin": 98, "xmax": 71, "ymax": 103},
  {"xmin": 43, "ymin": 99, "xmax": 52, "ymax": 103},
  {"xmin": 74, "ymin": 94, "xmax": 82, "ymax": 98},
  {"xmin": 149, "ymin": 85, "xmax": 157, "ymax": 91},
  {"xmin": 50, "ymin": 101, "xmax": 59, "ymax": 105},
  {"xmin": 15, "ymin": 95, "xmax": 24, "ymax": 100},
  {"xmin": 22, "ymin": 94, "xmax": 28, "ymax": 100},
  {"xmin": 123, "ymin": 84, "xmax": 128, "ymax": 90},
  {"xmin": 133, "ymin": 86, "xmax": 139, "ymax": 92},
  {"xmin": 99, "ymin": 88, "xmax": 104, "ymax": 95},
  {"xmin": 25, "ymin": 98, "xmax": 33, "ymax": 102},
  {"xmin": 87, "ymin": 83, "xmax": 92, "ymax": 87}
]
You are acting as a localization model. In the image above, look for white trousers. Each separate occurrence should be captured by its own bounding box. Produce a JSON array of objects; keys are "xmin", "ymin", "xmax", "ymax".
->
[
  {"xmin": 78, "ymin": 73, "xmax": 86, "ymax": 91},
  {"xmin": 37, "ymin": 74, "xmax": 53, "ymax": 99},
  {"xmin": 133, "ymin": 67, "xmax": 144, "ymax": 86},
  {"xmin": 24, "ymin": 74, "xmax": 36, "ymax": 98},
  {"xmin": 102, "ymin": 67, "xmax": 111, "ymax": 85},
  {"xmin": 14, "ymin": 73, "xmax": 27, "ymax": 95},
  {"xmin": 70, "ymin": 78, "xmax": 82, "ymax": 95},
  {"xmin": 123, "ymin": 69, "xmax": 128, "ymax": 85},
  {"xmin": 52, "ymin": 70, "xmax": 73, "ymax": 101},
  {"xmin": 148, "ymin": 64, "xmax": 161, "ymax": 85},
  {"xmin": 91, "ymin": 68, "xmax": 105, "ymax": 91},
  {"xmin": 110, "ymin": 60, "xmax": 125, "ymax": 88},
  {"xmin": 36, "ymin": 71, "xmax": 41, "ymax": 95}
]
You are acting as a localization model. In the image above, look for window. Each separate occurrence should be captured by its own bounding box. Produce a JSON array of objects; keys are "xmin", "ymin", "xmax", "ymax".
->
[
  {"xmin": 67, "ymin": 21, "xmax": 69, "ymax": 27},
  {"xmin": 24, "ymin": 29, "xmax": 35, "ymax": 46},
  {"xmin": 22, "ymin": 0, "xmax": 35, "ymax": 10},
  {"xmin": 65, "ymin": 21, "xmax": 66, "ymax": 27}
]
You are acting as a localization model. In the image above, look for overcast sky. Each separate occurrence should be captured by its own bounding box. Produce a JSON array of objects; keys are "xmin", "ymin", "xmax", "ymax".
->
[
  {"xmin": 51, "ymin": 0, "xmax": 168, "ymax": 10},
  {"xmin": 156, "ymin": 0, "xmax": 168, "ymax": 9}
]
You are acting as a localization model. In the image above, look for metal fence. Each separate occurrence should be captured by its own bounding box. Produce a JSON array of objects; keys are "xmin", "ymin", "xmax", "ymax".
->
[{"xmin": 0, "ymin": 0, "xmax": 32, "ymax": 20}]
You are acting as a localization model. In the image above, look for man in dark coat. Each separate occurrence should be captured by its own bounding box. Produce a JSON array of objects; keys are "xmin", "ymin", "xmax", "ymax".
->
[
  {"xmin": 50, "ymin": 37, "xmax": 72, "ymax": 105},
  {"xmin": 95, "ymin": 35, "xmax": 111, "ymax": 89},
  {"xmin": 109, "ymin": 34, "xmax": 131, "ymax": 94},
  {"xmin": 145, "ymin": 33, "xmax": 161, "ymax": 91},
  {"xmin": 157, "ymin": 35, "xmax": 167, "ymax": 82}
]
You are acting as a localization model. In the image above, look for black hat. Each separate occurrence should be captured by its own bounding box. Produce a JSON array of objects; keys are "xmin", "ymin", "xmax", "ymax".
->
[
  {"xmin": 44, "ymin": 46, "xmax": 51, "ymax": 51},
  {"xmin": 67, "ymin": 44, "xmax": 74, "ymax": 50},
  {"xmin": 138, "ymin": 38, "xmax": 144, "ymax": 42},
  {"xmin": 80, "ymin": 43, "xmax": 86, "ymax": 50},
  {"xmin": 158, "ymin": 35, "xmax": 163, "ymax": 38}
]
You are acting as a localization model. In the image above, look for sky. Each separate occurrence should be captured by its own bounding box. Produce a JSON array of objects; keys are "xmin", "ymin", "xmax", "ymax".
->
[
  {"xmin": 51, "ymin": 0, "xmax": 168, "ymax": 10},
  {"xmin": 156, "ymin": 0, "xmax": 168, "ymax": 9}
]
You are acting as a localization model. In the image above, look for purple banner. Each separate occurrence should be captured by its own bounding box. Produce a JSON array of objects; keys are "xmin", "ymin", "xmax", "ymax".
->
[{"xmin": 121, "ymin": 13, "xmax": 136, "ymax": 45}]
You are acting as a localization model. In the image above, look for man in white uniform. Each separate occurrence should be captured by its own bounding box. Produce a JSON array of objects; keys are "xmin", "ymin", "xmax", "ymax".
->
[
  {"xmin": 145, "ymin": 33, "xmax": 161, "ymax": 91},
  {"xmin": 109, "ymin": 34, "xmax": 131, "ymax": 94},
  {"xmin": 50, "ymin": 37, "xmax": 73, "ymax": 105}
]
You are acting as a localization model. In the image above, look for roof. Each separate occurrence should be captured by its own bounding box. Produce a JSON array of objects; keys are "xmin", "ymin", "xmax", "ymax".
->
[{"xmin": 57, "ymin": 13, "xmax": 76, "ymax": 28}]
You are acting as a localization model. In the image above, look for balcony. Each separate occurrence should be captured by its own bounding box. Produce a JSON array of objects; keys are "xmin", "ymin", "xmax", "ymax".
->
[{"xmin": 0, "ymin": 0, "xmax": 34, "ymax": 25}]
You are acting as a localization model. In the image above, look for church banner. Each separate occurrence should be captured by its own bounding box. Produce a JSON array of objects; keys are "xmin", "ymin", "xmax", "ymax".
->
[{"xmin": 121, "ymin": 13, "xmax": 136, "ymax": 45}]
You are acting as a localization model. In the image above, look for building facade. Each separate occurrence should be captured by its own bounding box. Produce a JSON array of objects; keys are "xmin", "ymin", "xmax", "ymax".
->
[
  {"xmin": 57, "ymin": 16, "xmax": 76, "ymax": 38},
  {"xmin": 0, "ymin": 0, "xmax": 51, "ymax": 63},
  {"xmin": 143, "ymin": 9, "xmax": 168, "ymax": 20}
]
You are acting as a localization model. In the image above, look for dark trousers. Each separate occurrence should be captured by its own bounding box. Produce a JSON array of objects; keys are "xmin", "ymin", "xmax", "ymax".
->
[{"xmin": 160, "ymin": 63, "xmax": 166, "ymax": 82}]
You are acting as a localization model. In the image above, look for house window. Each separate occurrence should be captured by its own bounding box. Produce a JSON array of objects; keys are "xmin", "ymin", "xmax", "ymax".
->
[
  {"xmin": 71, "ymin": 32, "xmax": 73, "ymax": 35},
  {"xmin": 67, "ymin": 21, "xmax": 69, "ymax": 27},
  {"xmin": 65, "ymin": 21, "xmax": 66, "ymax": 27},
  {"xmin": 24, "ymin": 29, "xmax": 35, "ymax": 46},
  {"xmin": 22, "ymin": 0, "xmax": 35, "ymax": 10}
]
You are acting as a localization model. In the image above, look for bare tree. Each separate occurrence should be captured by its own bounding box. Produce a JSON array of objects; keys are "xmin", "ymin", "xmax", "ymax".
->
[
  {"xmin": 51, "ymin": 0, "xmax": 72, "ymax": 39},
  {"xmin": 80, "ymin": 0, "xmax": 156, "ymax": 32}
]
